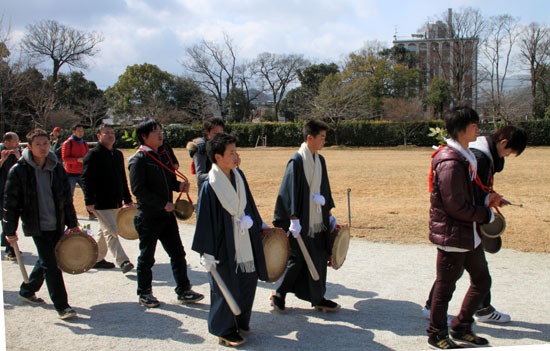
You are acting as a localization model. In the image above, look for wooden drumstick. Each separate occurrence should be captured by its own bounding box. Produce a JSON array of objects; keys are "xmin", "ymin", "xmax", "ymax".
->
[
  {"xmin": 13, "ymin": 242, "xmax": 29, "ymax": 284},
  {"xmin": 296, "ymin": 234, "xmax": 320, "ymax": 281},
  {"xmin": 210, "ymin": 266, "xmax": 242, "ymax": 316}
]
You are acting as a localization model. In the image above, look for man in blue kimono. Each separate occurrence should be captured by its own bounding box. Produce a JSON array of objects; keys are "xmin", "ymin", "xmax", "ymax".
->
[
  {"xmin": 192, "ymin": 133, "xmax": 268, "ymax": 347},
  {"xmin": 270, "ymin": 120, "xmax": 339, "ymax": 313}
]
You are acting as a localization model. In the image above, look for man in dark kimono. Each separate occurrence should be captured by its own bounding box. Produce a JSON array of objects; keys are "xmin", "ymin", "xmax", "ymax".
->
[
  {"xmin": 270, "ymin": 120, "xmax": 339, "ymax": 313},
  {"xmin": 192, "ymin": 133, "xmax": 268, "ymax": 347}
]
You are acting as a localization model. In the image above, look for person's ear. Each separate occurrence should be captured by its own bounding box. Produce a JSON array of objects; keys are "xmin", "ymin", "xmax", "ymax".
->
[
  {"xmin": 499, "ymin": 139, "xmax": 509, "ymax": 148},
  {"xmin": 214, "ymin": 153, "xmax": 223, "ymax": 163}
]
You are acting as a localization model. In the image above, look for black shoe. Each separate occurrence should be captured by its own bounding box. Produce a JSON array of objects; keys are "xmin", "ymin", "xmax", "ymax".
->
[
  {"xmin": 428, "ymin": 334, "xmax": 463, "ymax": 349},
  {"xmin": 19, "ymin": 294, "xmax": 46, "ymax": 305},
  {"xmin": 5, "ymin": 250, "xmax": 17, "ymax": 261},
  {"xmin": 177, "ymin": 289, "xmax": 204, "ymax": 304},
  {"xmin": 88, "ymin": 212, "xmax": 97, "ymax": 220},
  {"xmin": 313, "ymin": 298, "xmax": 341, "ymax": 312},
  {"xmin": 139, "ymin": 294, "xmax": 160, "ymax": 308},
  {"xmin": 219, "ymin": 331, "xmax": 246, "ymax": 347},
  {"xmin": 270, "ymin": 292, "xmax": 285, "ymax": 312},
  {"xmin": 120, "ymin": 261, "xmax": 134, "ymax": 274},
  {"xmin": 57, "ymin": 307, "xmax": 77, "ymax": 320},
  {"xmin": 450, "ymin": 329, "xmax": 489, "ymax": 347},
  {"xmin": 93, "ymin": 259, "xmax": 116, "ymax": 269}
]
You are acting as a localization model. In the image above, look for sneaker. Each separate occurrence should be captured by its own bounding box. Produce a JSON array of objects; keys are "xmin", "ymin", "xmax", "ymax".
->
[
  {"xmin": 219, "ymin": 331, "xmax": 246, "ymax": 347},
  {"xmin": 314, "ymin": 298, "xmax": 341, "ymax": 313},
  {"xmin": 5, "ymin": 250, "xmax": 17, "ymax": 261},
  {"xmin": 270, "ymin": 291, "xmax": 285, "ymax": 312},
  {"xmin": 19, "ymin": 294, "xmax": 46, "ymax": 305},
  {"xmin": 120, "ymin": 261, "xmax": 134, "ymax": 274},
  {"xmin": 423, "ymin": 306, "xmax": 454, "ymax": 325},
  {"xmin": 428, "ymin": 334, "xmax": 463, "ymax": 349},
  {"xmin": 450, "ymin": 329, "xmax": 489, "ymax": 347},
  {"xmin": 139, "ymin": 294, "xmax": 160, "ymax": 308},
  {"xmin": 93, "ymin": 259, "xmax": 116, "ymax": 269},
  {"xmin": 88, "ymin": 212, "xmax": 97, "ymax": 220},
  {"xmin": 474, "ymin": 307, "xmax": 511, "ymax": 324},
  {"xmin": 58, "ymin": 307, "xmax": 77, "ymax": 320},
  {"xmin": 177, "ymin": 289, "xmax": 204, "ymax": 304}
]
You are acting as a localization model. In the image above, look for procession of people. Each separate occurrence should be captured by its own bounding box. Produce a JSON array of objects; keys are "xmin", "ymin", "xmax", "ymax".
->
[{"xmin": 1, "ymin": 111, "xmax": 528, "ymax": 349}]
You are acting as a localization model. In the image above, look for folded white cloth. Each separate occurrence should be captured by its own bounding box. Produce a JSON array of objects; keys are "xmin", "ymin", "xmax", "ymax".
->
[
  {"xmin": 313, "ymin": 194, "xmax": 325, "ymax": 213},
  {"xmin": 239, "ymin": 214, "xmax": 253, "ymax": 235}
]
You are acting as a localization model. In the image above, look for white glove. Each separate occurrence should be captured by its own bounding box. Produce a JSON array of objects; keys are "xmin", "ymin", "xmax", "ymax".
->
[
  {"xmin": 329, "ymin": 215, "xmax": 337, "ymax": 233},
  {"xmin": 313, "ymin": 194, "xmax": 325, "ymax": 213},
  {"xmin": 200, "ymin": 253, "xmax": 219, "ymax": 272},
  {"xmin": 289, "ymin": 219, "xmax": 301, "ymax": 238},
  {"xmin": 239, "ymin": 214, "xmax": 253, "ymax": 235},
  {"xmin": 262, "ymin": 221, "xmax": 271, "ymax": 230}
]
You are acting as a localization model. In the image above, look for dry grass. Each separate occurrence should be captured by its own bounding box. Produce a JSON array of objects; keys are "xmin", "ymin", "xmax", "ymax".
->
[{"xmin": 72, "ymin": 146, "xmax": 550, "ymax": 253}]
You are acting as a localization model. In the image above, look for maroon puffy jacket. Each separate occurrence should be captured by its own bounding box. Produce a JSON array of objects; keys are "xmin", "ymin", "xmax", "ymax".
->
[{"xmin": 429, "ymin": 146, "xmax": 492, "ymax": 250}]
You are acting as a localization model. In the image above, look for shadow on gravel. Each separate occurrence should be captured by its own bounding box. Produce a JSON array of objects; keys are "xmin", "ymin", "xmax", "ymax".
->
[{"xmin": 57, "ymin": 301, "xmax": 206, "ymax": 344}]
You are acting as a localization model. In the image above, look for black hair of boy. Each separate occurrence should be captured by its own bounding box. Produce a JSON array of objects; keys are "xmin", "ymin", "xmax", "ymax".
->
[
  {"xmin": 303, "ymin": 120, "xmax": 329, "ymax": 140},
  {"xmin": 492, "ymin": 126, "xmax": 528, "ymax": 156},
  {"xmin": 26, "ymin": 128, "xmax": 49, "ymax": 144},
  {"xmin": 135, "ymin": 119, "xmax": 161, "ymax": 144},
  {"xmin": 71, "ymin": 123, "xmax": 85, "ymax": 131},
  {"xmin": 203, "ymin": 117, "xmax": 225, "ymax": 132},
  {"xmin": 96, "ymin": 124, "xmax": 114, "ymax": 135},
  {"xmin": 445, "ymin": 106, "xmax": 480, "ymax": 140},
  {"xmin": 206, "ymin": 133, "xmax": 237, "ymax": 164}
]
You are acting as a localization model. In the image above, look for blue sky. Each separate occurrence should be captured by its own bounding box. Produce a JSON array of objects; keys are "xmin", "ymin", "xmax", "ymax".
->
[{"xmin": 2, "ymin": 0, "xmax": 549, "ymax": 89}]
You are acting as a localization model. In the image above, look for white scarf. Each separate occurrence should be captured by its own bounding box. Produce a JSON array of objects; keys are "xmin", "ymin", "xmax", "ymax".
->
[
  {"xmin": 469, "ymin": 136, "xmax": 493, "ymax": 165},
  {"xmin": 297, "ymin": 143, "xmax": 326, "ymax": 238},
  {"xmin": 208, "ymin": 164, "xmax": 255, "ymax": 273}
]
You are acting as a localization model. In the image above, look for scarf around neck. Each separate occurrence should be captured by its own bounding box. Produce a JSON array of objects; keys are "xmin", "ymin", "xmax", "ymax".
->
[
  {"xmin": 297, "ymin": 143, "xmax": 325, "ymax": 237},
  {"xmin": 446, "ymin": 138, "xmax": 477, "ymax": 180},
  {"xmin": 208, "ymin": 164, "xmax": 255, "ymax": 273}
]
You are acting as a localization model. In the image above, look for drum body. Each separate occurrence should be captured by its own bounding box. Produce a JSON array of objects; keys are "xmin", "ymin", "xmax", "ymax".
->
[
  {"xmin": 480, "ymin": 213, "xmax": 506, "ymax": 239},
  {"xmin": 260, "ymin": 228, "xmax": 290, "ymax": 283},
  {"xmin": 175, "ymin": 199, "xmax": 194, "ymax": 220},
  {"xmin": 55, "ymin": 229, "xmax": 98, "ymax": 274},
  {"xmin": 117, "ymin": 205, "xmax": 138, "ymax": 240},
  {"xmin": 329, "ymin": 224, "xmax": 350, "ymax": 270}
]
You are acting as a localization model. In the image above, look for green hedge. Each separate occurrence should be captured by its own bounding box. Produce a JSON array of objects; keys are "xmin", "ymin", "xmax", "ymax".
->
[{"xmin": 80, "ymin": 119, "xmax": 548, "ymax": 149}]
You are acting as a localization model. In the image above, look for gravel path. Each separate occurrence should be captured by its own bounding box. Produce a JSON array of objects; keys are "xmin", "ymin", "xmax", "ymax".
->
[{"xmin": 2, "ymin": 219, "xmax": 550, "ymax": 350}]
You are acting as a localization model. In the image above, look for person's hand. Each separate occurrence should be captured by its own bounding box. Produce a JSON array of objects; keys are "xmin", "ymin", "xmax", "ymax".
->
[
  {"xmin": 329, "ymin": 215, "xmax": 337, "ymax": 233},
  {"xmin": 173, "ymin": 163, "xmax": 180, "ymax": 170},
  {"xmin": 77, "ymin": 157, "xmax": 84, "ymax": 163},
  {"xmin": 488, "ymin": 192, "xmax": 504, "ymax": 207},
  {"xmin": 6, "ymin": 235, "xmax": 18, "ymax": 247},
  {"xmin": 200, "ymin": 253, "xmax": 219, "ymax": 272},
  {"xmin": 289, "ymin": 219, "xmax": 301, "ymax": 238},
  {"xmin": 313, "ymin": 194, "xmax": 325, "ymax": 213},
  {"xmin": 0, "ymin": 149, "xmax": 10, "ymax": 162},
  {"xmin": 164, "ymin": 202, "xmax": 175, "ymax": 212},
  {"xmin": 239, "ymin": 214, "xmax": 253, "ymax": 235},
  {"xmin": 500, "ymin": 198, "xmax": 511, "ymax": 206},
  {"xmin": 11, "ymin": 149, "xmax": 20, "ymax": 159},
  {"xmin": 235, "ymin": 152, "xmax": 241, "ymax": 167},
  {"xmin": 179, "ymin": 181, "xmax": 190, "ymax": 193},
  {"xmin": 86, "ymin": 205, "xmax": 95, "ymax": 213}
]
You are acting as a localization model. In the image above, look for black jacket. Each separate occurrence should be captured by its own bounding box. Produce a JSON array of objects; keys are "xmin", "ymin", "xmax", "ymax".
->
[
  {"xmin": 82, "ymin": 143, "xmax": 132, "ymax": 210},
  {"xmin": 128, "ymin": 148, "xmax": 181, "ymax": 218},
  {"xmin": 2, "ymin": 154, "xmax": 77, "ymax": 237},
  {"xmin": 0, "ymin": 144, "xmax": 20, "ymax": 220}
]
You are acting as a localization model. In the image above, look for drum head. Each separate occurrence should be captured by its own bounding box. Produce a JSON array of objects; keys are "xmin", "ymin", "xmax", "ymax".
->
[
  {"xmin": 480, "ymin": 213, "xmax": 506, "ymax": 239},
  {"xmin": 117, "ymin": 206, "xmax": 138, "ymax": 240},
  {"xmin": 55, "ymin": 231, "xmax": 98, "ymax": 274},
  {"xmin": 331, "ymin": 224, "xmax": 350, "ymax": 270},
  {"xmin": 482, "ymin": 235, "xmax": 502, "ymax": 254},
  {"xmin": 261, "ymin": 228, "xmax": 289, "ymax": 283},
  {"xmin": 175, "ymin": 199, "xmax": 194, "ymax": 221}
]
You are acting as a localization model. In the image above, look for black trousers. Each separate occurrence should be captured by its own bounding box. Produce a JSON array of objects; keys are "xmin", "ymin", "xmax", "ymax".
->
[
  {"xmin": 426, "ymin": 246, "xmax": 491, "ymax": 337},
  {"xmin": 19, "ymin": 230, "xmax": 70, "ymax": 312},
  {"xmin": 134, "ymin": 214, "xmax": 191, "ymax": 296}
]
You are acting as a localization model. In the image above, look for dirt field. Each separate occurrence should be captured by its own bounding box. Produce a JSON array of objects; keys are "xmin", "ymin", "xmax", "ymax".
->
[{"xmin": 71, "ymin": 146, "xmax": 550, "ymax": 253}]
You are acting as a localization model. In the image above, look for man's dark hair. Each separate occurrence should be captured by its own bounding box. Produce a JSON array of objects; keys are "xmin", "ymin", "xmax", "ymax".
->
[
  {"xmin": 445, "ymin": 106, "xmax": 480, "ymax": 140},
  {"xmin": 206, "ymin": 133, "xmax": 238, "ymax": 164},
  {"xmin": 96, "ymin": 124, "xmax": 114, "ymax": 135},
  {"xmin": 203, "ymin": 117, "xmax": 225, "ymax": 132},
  {"xmin": 71, "ymin": 123, "xmax": 85, "ymax": 131},
  {"xmin": 303, "ymin": 120, "xmax": 329, "ymax": 140},
  {"xmin": 26, "ymin": 128, "xmax": 49, "ymax": 144},
  {"xmin": 492, "ymin": 125, "xmax": 528, "ymax": 156},
  {"xmin": 3, "ymin": 132, "xmax": 18, "ymax": 142},
  {"xmin": 135, "ymin": 119, "xmax": 161, "ymax": 144}
]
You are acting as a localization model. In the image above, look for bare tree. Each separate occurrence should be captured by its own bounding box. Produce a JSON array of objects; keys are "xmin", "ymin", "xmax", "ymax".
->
[
  {"xmin": 519, "ymin": 23, "xmax": 550, "ymax": 119},
  {"xmin": 383, "ymin": 97, "xmax": 425, "ymax": 145},
  {"xmin": 255, "ymin": 52, "xmax": 309, "ymax": 121},
  {"xmin": 480, "ymin": 15, "xmax": 520, "ymax": 123},
  {"xmin": 26, "ymin": 80, "xmax": 57, "ymax": 128},
  {"xmin": 75, "ymin": 96, "xmax": 107, "ymax": 128},
  {"xmin": 182, "ymin": 33, "xmax": 237, "ymax": 118},
  {"xmin": 21, "ymin": 20, "xmax": 103, "ymax": 82}
]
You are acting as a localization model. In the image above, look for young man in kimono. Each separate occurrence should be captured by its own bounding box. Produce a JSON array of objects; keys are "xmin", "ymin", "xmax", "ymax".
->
[
  {"xmin": 192, "ymin": 133, "xmax": 268, "ymax": 347},
  {"xmin": 270, "ymin": 120, "xmax": 339, "ymax": 313}
]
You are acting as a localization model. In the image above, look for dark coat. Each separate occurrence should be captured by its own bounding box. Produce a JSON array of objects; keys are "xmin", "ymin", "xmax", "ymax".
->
[
  {"xmin": 0, "ymin": 144, "xmax": 20, "ymax": 220},
  {"xmin": 192, "ymin": 137, "xmax": 212, "ymax": 191},
  {"xmin": 429, "ymin": 146, "xmax": 492, "ymax": 250},
  {"xmin": 128, "ymin": 148, "xmax": 181, "ymax": 218},
  {"xmin": 2, "ymin": 155, "xmax": 77, "ymax": 237},
  {"xmin": 81, "ymin": 143, "xmax": 132, "ymax": 210}
]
